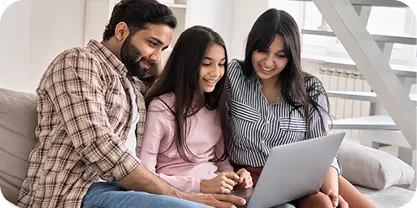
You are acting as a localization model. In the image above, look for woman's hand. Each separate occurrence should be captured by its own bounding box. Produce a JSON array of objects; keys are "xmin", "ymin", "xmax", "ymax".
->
[
  {"xmin": 235, "ymin": 168, "xmax": 253, "ymax": 189},
  {"xmin": 326, "ymin": 190, "xmax": 349, "ymax": 208},
  {"xmin": 200, "ymin": 172, "xmax": 240, "ymax": 194},
  {"xmin": 321, "ymin": 167, "xmax": 339, "ymax": 206},
  {"xmin": 338, "ymin": 195, "xmax": 349, "ymax": 208}
]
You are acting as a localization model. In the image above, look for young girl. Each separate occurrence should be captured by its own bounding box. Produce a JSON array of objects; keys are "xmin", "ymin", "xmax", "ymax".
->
[
  {"xmin": 227, "ymin": 9, "xmax": 375, "ymax": 208},
  {"xmin": 139, "ymin": 25, "xmax": 252, "ymax": 194}
]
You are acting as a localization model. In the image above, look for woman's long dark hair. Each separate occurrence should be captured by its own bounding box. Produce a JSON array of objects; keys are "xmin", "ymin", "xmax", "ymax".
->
[
  {"xmin": 145, "ymin": 25, "xmax": 229, "ymax": 162},
  {"xmin": 242, "ymin": 8, "xmax": 331, "ymax": 137}
]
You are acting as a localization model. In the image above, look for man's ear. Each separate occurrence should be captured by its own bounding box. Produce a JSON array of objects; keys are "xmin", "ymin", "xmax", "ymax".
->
[{"xmin": 114, "ymin": 22, "xmax": 130, "ymax": 41}]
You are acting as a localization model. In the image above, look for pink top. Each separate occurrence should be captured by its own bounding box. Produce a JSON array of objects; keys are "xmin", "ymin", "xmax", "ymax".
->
[{"xmin": 139, "ymin": 93, "xmax": 234, "ymax": 193}]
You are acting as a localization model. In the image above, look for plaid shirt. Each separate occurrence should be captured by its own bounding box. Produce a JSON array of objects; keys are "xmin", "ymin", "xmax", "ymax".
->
[{"xmin": 17, "ymin": 40, "xmax": 149, "ymax": 208}]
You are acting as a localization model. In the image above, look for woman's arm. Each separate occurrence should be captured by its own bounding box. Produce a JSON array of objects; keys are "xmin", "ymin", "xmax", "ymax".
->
[
  {"xmin": 308, "ymin": 91, "xmax": 341, "ymax": 175},
  {"xmin": 321, "ymin": 167, "xmax": 339, "ymax": 196},
  {"xmin": 138, "ymin": 99, "xmax": 201, "ymax": 193},
  {"xmin": 306, "ymin": 80, "xmax": 341, "ymax": 185}
]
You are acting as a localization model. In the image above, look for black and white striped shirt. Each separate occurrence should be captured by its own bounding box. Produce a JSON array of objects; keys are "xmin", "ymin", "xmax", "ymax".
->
[{"xmin": 227, "ymin": 59, "xmax": 341, "ymax": 174}]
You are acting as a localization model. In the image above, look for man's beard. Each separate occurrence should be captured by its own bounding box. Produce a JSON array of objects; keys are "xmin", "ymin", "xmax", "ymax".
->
[{"xmin": 120, "ymin": 35, "xmax": 154, "ymax": 77}]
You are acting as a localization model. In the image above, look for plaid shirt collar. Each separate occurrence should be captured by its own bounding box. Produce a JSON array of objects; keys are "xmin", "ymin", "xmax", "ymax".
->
[{"xmin": 87, "ymin": 39, "xmax": 128, "ymax": 77}]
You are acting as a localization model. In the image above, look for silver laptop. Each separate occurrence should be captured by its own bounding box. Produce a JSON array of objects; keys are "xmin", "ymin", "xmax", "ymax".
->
[{"xmin": 232, "ymin": 132, "xmax": 346, "ymax": 208}]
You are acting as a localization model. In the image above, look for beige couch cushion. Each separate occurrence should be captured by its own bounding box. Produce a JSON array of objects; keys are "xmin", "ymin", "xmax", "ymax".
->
[
  {"xmin": 0, "ymin": 88, "xmax": 38, "ymax": 204},
  {"xmin": 338, "ymin": 140, "xmax": 415, "ymax": 190}
]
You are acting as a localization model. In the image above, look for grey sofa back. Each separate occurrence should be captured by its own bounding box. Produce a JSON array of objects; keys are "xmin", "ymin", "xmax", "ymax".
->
[{"xmin": 0, "ymin": 88, "xmax": 38, "ymax": 204}]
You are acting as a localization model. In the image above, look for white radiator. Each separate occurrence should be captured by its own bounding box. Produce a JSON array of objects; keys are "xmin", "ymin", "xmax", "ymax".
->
[{"xmin": 313, "ymin": 65, "xmax": 372, "ymax": 137}]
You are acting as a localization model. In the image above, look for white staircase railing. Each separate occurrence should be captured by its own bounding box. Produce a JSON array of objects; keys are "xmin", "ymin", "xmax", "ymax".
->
[{"xmin": 310, "ymin": 0, "xmax": 416, "ymax": 149}]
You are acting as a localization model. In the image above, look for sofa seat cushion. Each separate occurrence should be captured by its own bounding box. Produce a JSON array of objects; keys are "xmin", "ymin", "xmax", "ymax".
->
[
  {"xmin": 356, "ymin": 185, "xmax": 415, "ymax": 208},
  {"xmin": 0, "ymin": 88, "xmax": 38, "ymax": 204},
  {"xmin": 338, "ymin": 140, "xmax": 415, "ymax": 190}
]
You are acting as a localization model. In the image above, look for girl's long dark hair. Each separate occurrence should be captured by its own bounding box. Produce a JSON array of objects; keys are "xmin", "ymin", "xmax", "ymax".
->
[
  {"xmin": 145, "ymin": 25, "xmax": 229, "ymax": 162},
  {"xmin": 242, "ymin": 9, "xmax": 331, "ymax": 137}
]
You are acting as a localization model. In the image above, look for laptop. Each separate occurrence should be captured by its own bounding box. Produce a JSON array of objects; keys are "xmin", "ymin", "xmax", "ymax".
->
[{"xmin": 231, "ymin": 132, "xmax": 346, "ymax": 208}]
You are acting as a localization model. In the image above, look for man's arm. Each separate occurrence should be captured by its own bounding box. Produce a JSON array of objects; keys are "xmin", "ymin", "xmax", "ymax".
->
[
  {"xmin": 119, "ymin": 152, "xmax": 246, "ymax": 208},
  {"xmin": 45, "ymin": 51, "xmax": 140, "ymax": 181},
  {"xmin": 46, "ymin": 51, "xmax": 244, "ymax": 208},
  {"xmin": 117, "ymin": 164, "xmax": 184, "ymax": 198}
]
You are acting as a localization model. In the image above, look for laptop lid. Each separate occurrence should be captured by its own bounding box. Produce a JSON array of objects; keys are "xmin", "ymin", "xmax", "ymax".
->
[{"xmin": 247, "ymin": 132, "xmax": 346, "ymax": 208}]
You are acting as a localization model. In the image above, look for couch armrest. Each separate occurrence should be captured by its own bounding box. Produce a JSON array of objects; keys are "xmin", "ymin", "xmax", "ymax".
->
[
  {"xmin": 338, "ymin": 141, "xmax": 414, "ymax": 190},
  {"xmin": 0, "ymin": 88, "xmax": 38, "ymax": 204}
]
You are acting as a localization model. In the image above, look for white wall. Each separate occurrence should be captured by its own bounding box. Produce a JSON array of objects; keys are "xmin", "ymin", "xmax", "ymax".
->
[
  {"xmin": 268, "ymin": 0, "xmax": 306, "ymax": 28},
  {"xmin": 229, "ymin": 0, "xmax": 270, "ymax": 59},
  {"xmin": 169, "ymin": 0, "xmax": 269, "ymax": 60},
  {"xmin": 0, "ymin": 0, "xmax": 32, "ymax": 92},
  {"xmin": 0, "ymin": 0, "xmax": 86, "ymax": 93},
  {"xmin": 30, "ymin": 0, "xmax": 86, "ymax": 92},
  {"xmin": 185, "ymin": 0, "xmax": 233, "ymax": 53},
  {"xmin": 84, "ymin": 0, "xmax": 111, "ymax": 46},
  {"xmin": 0, "ymin": 0, "xmax": 271, "ymax": 93}
]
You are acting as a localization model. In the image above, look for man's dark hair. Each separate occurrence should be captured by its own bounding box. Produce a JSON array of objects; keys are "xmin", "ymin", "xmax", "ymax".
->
[{"xmin": 103, "ymin": 0, "xmax": 177, "ymax": 40}]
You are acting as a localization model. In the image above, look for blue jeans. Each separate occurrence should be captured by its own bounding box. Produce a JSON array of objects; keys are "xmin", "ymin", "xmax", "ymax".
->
[{"xmin": 82, "ymin": 182, "xmax": 210, "ymax": 208}]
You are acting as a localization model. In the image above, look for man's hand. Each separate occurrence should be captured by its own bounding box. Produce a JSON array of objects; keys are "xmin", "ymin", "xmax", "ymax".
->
[
  {"xmin": 183, "ymin": 192, "xmax": 246, "ymax": 208},
  {"xmin": 117, "ymin": 165, "xmax": 245, "ymax": 207},
  {"xmin": 200, "ymin": 172, "xmax": 240, "ymax": 194},
  {"xmin": 235, "ymin": 168, "xmax": 253, "ymax": 189}
]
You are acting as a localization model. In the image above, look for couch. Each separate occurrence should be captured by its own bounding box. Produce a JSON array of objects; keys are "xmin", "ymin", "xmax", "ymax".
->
[{"xmin": 0, "ymin": 88, "xmax": 415, "ymax": 207}]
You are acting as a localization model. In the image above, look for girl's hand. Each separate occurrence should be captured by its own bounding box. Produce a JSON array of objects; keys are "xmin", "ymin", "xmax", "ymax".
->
[
  {"xmin": 200, "ymin": 172, "xmax": 240, "ymax": 194},
  {"xmin": 236, "ymin": 168, "xmax": 253, "ymax": 189}
]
